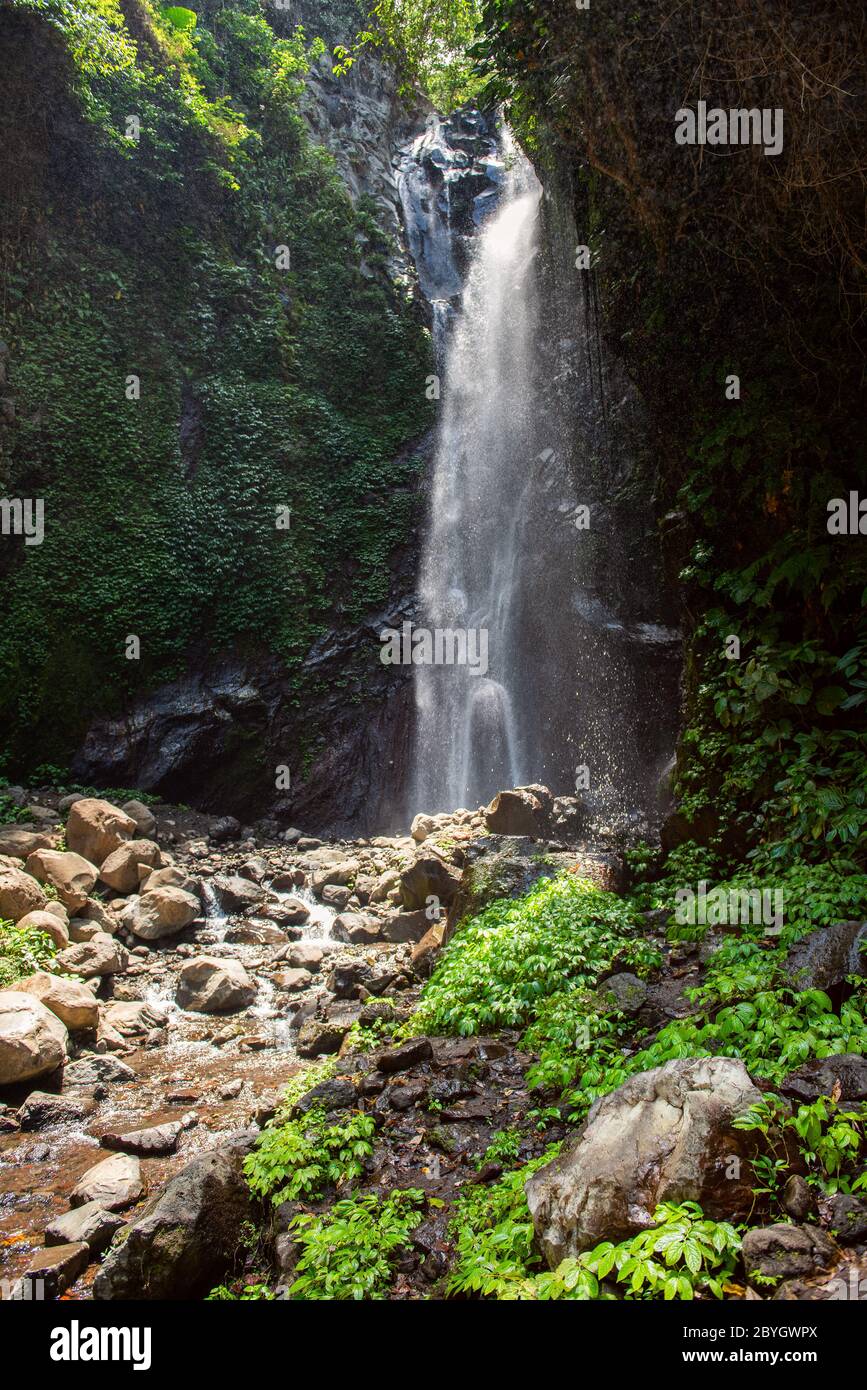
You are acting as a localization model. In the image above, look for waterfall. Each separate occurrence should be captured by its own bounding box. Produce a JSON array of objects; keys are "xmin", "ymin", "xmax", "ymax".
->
[
  {"xmin": 397, "ymin": 110, "xmax": 681, "ymax": 831},
  {"xmin": 407, "ymin": 127, "xmax": 543, "ymax": 813}
]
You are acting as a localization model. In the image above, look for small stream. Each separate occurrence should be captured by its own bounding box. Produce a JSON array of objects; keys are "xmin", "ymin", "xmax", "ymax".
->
[{"xmin": 0, "ymin": 873, "xmax": 339, "ymax": 1295}]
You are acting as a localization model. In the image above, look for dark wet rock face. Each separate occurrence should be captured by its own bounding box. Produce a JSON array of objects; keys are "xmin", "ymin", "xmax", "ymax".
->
[{"xmin": 93, "ymin": 1141, "xmax": 255, "ymax": 1300}]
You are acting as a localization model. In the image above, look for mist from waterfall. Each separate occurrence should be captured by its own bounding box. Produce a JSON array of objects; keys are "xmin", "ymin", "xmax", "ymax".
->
[{"xmin": 412, "ymin": 134, "xmax": 542, "ymax": 813}]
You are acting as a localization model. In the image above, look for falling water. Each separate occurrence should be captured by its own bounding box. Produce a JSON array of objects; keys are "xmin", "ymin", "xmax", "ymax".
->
[{"xmin": 412, "ymin": 133, "xmax": 543, "ymax": 813}]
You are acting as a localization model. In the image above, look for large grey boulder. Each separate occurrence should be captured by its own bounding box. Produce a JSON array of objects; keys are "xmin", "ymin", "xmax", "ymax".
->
[
  {"xmin": 175, "ymin": 957, "xmax": 256, "ymax": 1014},
  {"xmin": 93, "ymin": 1141, "xmax": 254, "ymax": 1299},
  {"xmin": 24, "ymin": 848, "xmax": 97, "ymax": 914},
  {"xmin": 15, "ymin": 971, "xmax": 99, "ymax": 1032},
  {"xmin": 526, "ymin": 1057, "xmax": 768, "ymax": 1266},
  {"xmin": 0, "ymin": 990, "xmax": 68, "ymax": 1085},
  {"xmin": 70, "ymin": 1153, "xmax": 144, "ymax": 1211},
  {"xmin": 56, "ymin": 932, "xmax": 128, "ymax": 979},
  {"xmin": 786, "ymin": 921, "xmax": 866, "ymax": 992},
  {"xmin": 120, "ymin": 885, "xmax": 200, "ymax": 940}
]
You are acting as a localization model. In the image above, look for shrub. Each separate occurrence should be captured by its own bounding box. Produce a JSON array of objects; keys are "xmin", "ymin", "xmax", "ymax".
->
[{"xmin": 288, "ymin": 1189, "xmax": 426, "ymax": 1300}]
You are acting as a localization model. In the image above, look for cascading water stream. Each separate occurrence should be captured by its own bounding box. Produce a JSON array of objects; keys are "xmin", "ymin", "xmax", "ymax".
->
[{"xmin": 409, "ymin": 130, "xmax": 544, "ymax": 813}]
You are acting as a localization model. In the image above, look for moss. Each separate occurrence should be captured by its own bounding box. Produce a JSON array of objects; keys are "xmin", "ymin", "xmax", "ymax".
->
[{"xmin": 0, "ymin": 0, "xmax": 433, "ymax": 775}]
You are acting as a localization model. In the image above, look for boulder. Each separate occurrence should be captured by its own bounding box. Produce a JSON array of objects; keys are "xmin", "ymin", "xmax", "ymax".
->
[
  {"xmin": 120, "ymin": 799, "xmax": 157, "ymax": 838},
  {"xmin": 120, "ymin": 885, "xmax": 200, "ymax": 940},
  {"xmin": 98, "ymin": 1001, "xmax": 166, "ymax": 1051},
  {"xmin": 15, "ymin": 909, "xmax": 69, "ymax": 949},
  {"xmin": 66, "ymin": 798, "xmax": 136, "ymax": 866},
  {"xmin": 311, "ymin": 860, "xmax": 359, "ymax": 892},
  {"xmin": 321, "ymin": 884, "xmax": 351, "ymax": 909},
  {"xmin": 377, "ymin": 1037, "xmax": 433, "ymax": 1074},
  {"xmin": 92, "ymin": 1141, "xmax": 254, "ymax": 1300},
  {"xmin": 526, "ymin": 1057, "xmax": 769, "ymax": 1265},
  {"xmin": 99, "ymin": 839, "xmax": 162, "ymax": 894},
  {"xmin": 56, "ymin": 933, "xmax": 128, "ymax": 979},
  {"xmin": 484, "ymin": 785, "xmax": 553, "ymax": 837},
  {"xmin": 0, "ymin": 990, "xmax": 68, "ymax": 1085},
  {"xmin": 0, "ymin": 865, "xmax": 47, "ymax": 921},
  {"xmin": 411, "ymin": 923, "xmax": 445, "ymax": 977},
  {"xmin": 410, "ymin": 814, "xmax": 437, "ymax": 843},
  {"xmin": 780, "ymin": 1053, "xmax": 867, "ymax": 1104},
  {"xmin": 15, "ymin": 971, "xmax": 99, "ymax": 1031},
  {"xmin": 596, "ymin": 972, "xmax": 648, "ymax": 1015},
  {"xmin": 825, "ymin": 1195, "xmax": 867, "ymax": 1245},
  {"xmin": 63, "ymin": 1054, "xmax": 136, "ymax": 1087},
  {"xmin": 332, "ymin": 912, "xmax": 384, "ymax": 945},
  {"xmin": 741, "ymin": 1224, "xmax": 838, "ymax": 1290},
  {"xmin": 101, "ymin": 1121, "xmax": 183, "ymax": 1157},
  {"xmin": 18, "ymin": 1089, "xmax": 92, "ymax": 1130},
  {"xmin": 383, "ymin": 909, "xmax": 433, "ymax": 944},
  {"xmin": 272, "ymin": 968, "xmax": 311, "ymax": 993},
  {"xmin": 296, "ymin": 1017, "xmax": 353, "ymax": 1057},
  {"xmin": 211, "ymin": 874, "xmax": 274, "ymax": 914},
  {"xmin": 285, "ymin": 941, "xmax": 325, "ymax": 972},
  {"xmin": 45, "ymin": 1201, "xmax": 124, "ymax": 1254},
  {"xmin": 70, "ymin": 1153, "xmax": 144, "ymax": 1211},
  {"xmin": 399, "ymin": 855, "xmax": 462, "ymax": 913},
  {"xmin": 786, "ymin": 921, "xmax": 867, "ymax": 992},
  {"xmin": 24, "ymin": 849, "xmax": 97, "ymax": 914},
  {"xmin": 176, "ymin": 957, "xmax": 256, "ymax": 1014},
  {"xmin": 259, "ymin": 897, "xmax": 309, "ymax": 926},
  {"xmin": 20, "ymin": 1242, "xmax": 89, "ymax": 1298},
  {"xmin": 139, "ymin": 865, "xmax": 197, "ymax": 895},
  {"xmin": 0, "ymin": 826, "xmax": 56, "ymax": 859}
]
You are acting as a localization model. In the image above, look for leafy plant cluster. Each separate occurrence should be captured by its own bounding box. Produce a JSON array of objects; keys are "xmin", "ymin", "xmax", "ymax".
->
[
  {"xmin": 735, "ymin": 1094, "xmax": 867, "ymax": 1202},
  {"xmin": 412, "ymin": 874, "xmax": 649, "ymax": 1037},
  {"xmin": 0, "ymin": 919, "xmax": 59, "ymax": 990},
  {"xmin": 287, "ymin": 1189, "xmax": 426, "ymax": 1300},
  {"xmin": 243, "ymin": 1105, "xmax": 375, "ymax": 1206}
]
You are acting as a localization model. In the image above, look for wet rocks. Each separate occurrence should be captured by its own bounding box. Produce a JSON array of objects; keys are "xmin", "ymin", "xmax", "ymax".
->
[
  {"xmin": 296, "ymin": 1017, "xmax": 353, "ymax": 1056},
  {"xmin": 377, "ymin": 1037, "xmax": 433, "ymax": 1074},
  {"xmin": 825, "ymin": 1195, "xmax": 867, "ymax": 1244},
  {"xmin": 285, "ymin": 941, "xmax": 326, "ymax": 971},
  {"xmin": 18, "ymin": 1089, "xmax": 93, "ymax": 1129},
  {"xmin": 176, "ymin": 956, "xmax": 257, "ymax": 1014},
  {"xmin": 211, "ymin": 874, "xmax": 274, "ymax": 914},
  {"xmin": 484, "ymin": 785, "xmax": 553, "ymax": 838},
  {"xmin": 45, "ymin": 1201, "xmax": 125, "ymax": 1254},
  {"xmin": 15, "ymin": 971, "xmax": 99, "ymax": 1032},
  {"xmin": 411, "ymin": 923, "xmax": 444, "ymax": 976},
  {"xmin": 0, "ymin": 989, "xmax": 68, "ymax": 1085},
  {"xmin": 526, "ymin": 1057, "xmax": 769, "ymax": 1265},
  {"xmin": 66, "ymin": 798, "xmax": 136, "ymax": 866},
  {"xmin": 101, "ymin": 1120, "xmax": 183, "ymax": 1157},
  {"xmin": 20, "ymin": 1241, "xmax": 90, "ymax": 1298},
  {"xmin": 741, "ymin": 1224, "xmax": 838, "ymax": 1290},
  {"xmin": 780, "ymin": 1053, "xmax": 867, "ymax": 1103},
  {"xmin": 98, "ymin": 1001, "xmax": 167, "ymax": 1051},
  {"xmin": 785, "ymin": 920, "xmax": 867, "ymax": 993},
  {"xmin": 63, "ymin": 1054, "xmax": 136, "ymax": 1087},
  {"xmin": 70, "ymin": 1153, "xmax": 144, "ymax": 1211},
  {"xmin": 260, "ymin": 896, "xmax": 309, "ymax": 926},
  {"xmin": 93, "ymin": 1142, "xmax": 254, "ymax": 1300}
]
